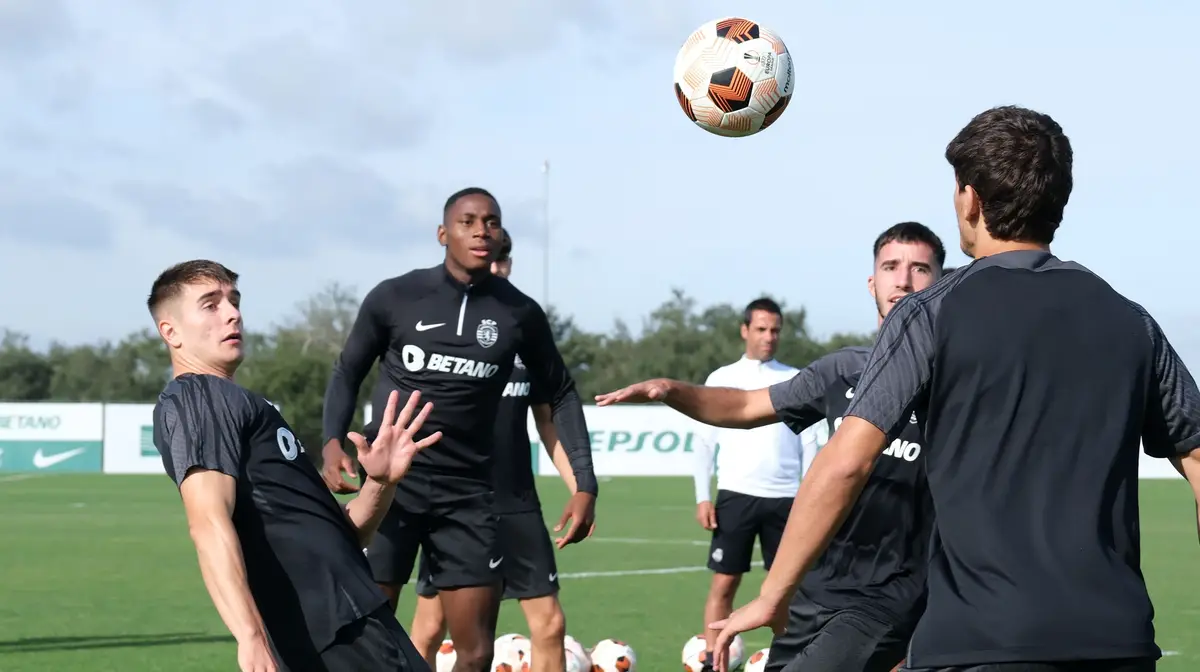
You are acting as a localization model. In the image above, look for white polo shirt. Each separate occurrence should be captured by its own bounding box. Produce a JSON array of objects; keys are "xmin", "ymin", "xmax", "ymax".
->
[{"xmin": 693, "ymin": 356, "xmax": 824, "ymax": 503}]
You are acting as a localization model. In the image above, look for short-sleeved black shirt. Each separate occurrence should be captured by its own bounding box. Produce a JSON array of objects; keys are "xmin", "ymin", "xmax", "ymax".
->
[
  {"xmin": 846, "ymin": 250, "xmax": 1200, "ymax": 667},
  {"xmin": 767, "ymin": 346, "xmax": 933, "ymax": 626},
  {"xmin": 492, "ymin": 354, "xmax": 553, "ymax": 514},
  {"xmin": 154, "ymin": 374, "xmax": 387, "ymax": 656}
]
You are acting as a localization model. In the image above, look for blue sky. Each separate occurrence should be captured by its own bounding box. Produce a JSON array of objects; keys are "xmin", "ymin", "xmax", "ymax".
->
[{"xmin": 1, "ymin": 1, "xmax": 1197, "ymax": 364}]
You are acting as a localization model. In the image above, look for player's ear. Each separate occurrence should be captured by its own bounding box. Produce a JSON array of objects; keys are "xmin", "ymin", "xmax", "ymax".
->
[
  {"xmin": 157, "ymin": 317, "xmax": 182, "ymax": 349},
  {"xmin": 436, "ymin": 223, "xmax": 448, "ymax": 247},
  {"xmin": 867, "ymin": 274, "xmax": 877, "ymax": 300}
]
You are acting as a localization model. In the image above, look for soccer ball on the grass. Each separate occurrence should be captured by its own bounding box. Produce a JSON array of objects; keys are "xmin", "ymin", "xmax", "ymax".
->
[
  {"xmin": 590, "ymin": 638, "xmax": 637, "ymax": 671},
  {"xmin": 564, "ymin": 635, "xmax": 592, "ymax": 671},
  {"xmin": 682, "ymin": 633, "xmax": 747, "ymax": 671},
  {"xmin": 744, "ymin": 647, "xmax": 771, "ymax": 672},
  {"xmin": 492, "ymin": 633, "xmax": 532, "ymax": 671},
  {"xmin": 672, "ymin": 17, "xmax": 794, "ymax": 137},
  {"xmin": 682, "ymin": 634, "xmax": 709, "ymax": 671},
  {"xmin": 435, "ymin": 639, "xmax": 456, "ymax": 672}
]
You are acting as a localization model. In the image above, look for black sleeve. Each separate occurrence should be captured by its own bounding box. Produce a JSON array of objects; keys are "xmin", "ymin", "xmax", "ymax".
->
[
  {"xmin": 154, "ymin": 376, "xmax": 249, "ymax": 487},
  {"xmin": 767, "ymin": 349, "xmax": 860, "ymax": 433},
  {"xmin": 1139, "ymin": 310, "xmax": 1200, "ymax": 458},
  {"xmin": 845, "ymin": 295, "xmax": 937, "ymax": 437},
  {"xmin": 322, "ymin": 282, "xmax": 391, "ymax": 443},
  {"xmin": 518, "ymin": 301, "xmax": 598, "ymax": 496}
]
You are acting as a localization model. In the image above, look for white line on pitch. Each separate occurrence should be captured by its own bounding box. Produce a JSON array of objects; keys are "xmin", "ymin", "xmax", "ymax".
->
[
  {"xmin": 559, "ymin": 566, "xmax": 709, "ymax": 579},
  {"xmin": 0, "ymin": 474, "xmax": 41, "ymax": 484}
]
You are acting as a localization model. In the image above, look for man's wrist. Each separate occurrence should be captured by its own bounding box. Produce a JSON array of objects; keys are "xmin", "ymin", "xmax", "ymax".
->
[{"xmin": 233, "ymin": 625, "xmax": 268, "ymax": 646}]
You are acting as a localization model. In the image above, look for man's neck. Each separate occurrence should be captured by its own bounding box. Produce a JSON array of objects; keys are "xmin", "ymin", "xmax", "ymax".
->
[
  {"xmin": 743, "ymin": 353, "xmax": 771, "ymax": 363},
  {"xmin": 443, "ymin": 259, "xmax": 489, "ymax": 286},
  {"xmin": 971, "ymin": 238, "xmax": 1049, "ymax": 259},
  {"xmin": 171, "ymin": 359, "xmax": 235, "ymax": 381}
]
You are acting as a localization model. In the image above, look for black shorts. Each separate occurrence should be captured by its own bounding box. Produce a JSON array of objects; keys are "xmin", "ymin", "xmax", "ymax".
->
[
  {"xmin": 275, "ymin": 606, "xmax": 426, "ymax": 671},
  {"xmin": 901, "ymin": 660, "xmax": 1156, "ymax": 672},
  {"xmin": 707, "ymin": 489, "xmax": 792, "ymax": 574},
  {"xmin": 765, "ymin": 590, "xmax": 909, "ymax": 672},
  {"xmin": 415, "ymin": 510, "xmax": 560, "ymax": 601},
  {"xmin": 363, "ymin": 471, "xmax": 502, "ymax": 590}
]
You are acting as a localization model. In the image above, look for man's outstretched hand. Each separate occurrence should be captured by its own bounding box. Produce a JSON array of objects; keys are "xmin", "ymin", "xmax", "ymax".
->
[
  {"xmin": 708, "ymin": 594, "xmax": 788, "ymax": 672},
  {"xmin": 554, "ymin": 492, "xmax": 597, "ymax": 549},
  {"xmin": 594, "ymin": 379, "xmax": 672, "ymax": 407},
  {"xmin": 350, "ymin": 390, "xmax": 442, "ymax": 485}
]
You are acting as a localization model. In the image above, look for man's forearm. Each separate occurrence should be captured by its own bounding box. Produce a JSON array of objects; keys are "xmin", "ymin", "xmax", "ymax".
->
[
  {"xmin": 663, "ymin": 381, "xmax": 770, "ymax": 429},
  {"xmin": 534, "ymin": 405, "xmax": 578, "ymax": 493},
  {"xmin": 758, "ymin": 444, "xmax": 874, "ymax": 602},
  {"xmin": 344, "ymin": 478, "xmax": 397, "ymax": 546},
  {"xmin": 550, "ymin": 389, "xmax": 599, "ymax": 495},
  {"xmin": 321, "ymin": 370, "xmax": 360, "ymax": 445},
  {"xmin": 189, "ymin": 518, "xmax": 269, "ymax": 644}
]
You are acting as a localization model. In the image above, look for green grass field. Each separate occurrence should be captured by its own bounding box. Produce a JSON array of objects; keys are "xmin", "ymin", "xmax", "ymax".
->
[{"xmin": 1, "ymin": 474, "xmax": 1198, "ymax": 671}]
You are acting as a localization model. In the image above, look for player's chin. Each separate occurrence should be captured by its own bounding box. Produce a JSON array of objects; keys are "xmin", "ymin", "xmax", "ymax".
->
[{"xmin": 218, "ymin": 341, "xmax": 245, "ymax": 362}]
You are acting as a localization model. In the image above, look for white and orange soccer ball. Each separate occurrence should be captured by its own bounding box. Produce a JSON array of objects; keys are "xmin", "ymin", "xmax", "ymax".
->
[
  {"xmin": 492, "ymin": 633, "xmax": 532, "ymax": 671},
  {"xmin": 435, "ymin": 639, "xmax": 456, "ymax": 672},
  {"xmin": 563, "ymin": 635, "xmax": 592, "ymax": 671},
  {"xmin": 673, "ymin": 17, "xmax": 795, "ymax": 137},
  {"xmin": 683, "ymin": 633, "xmax": 747, "ymax": 671},
  {"xmin": 590, "ymin": 638, "xmax": 637, "ymax": 671},
  {"xmin": 744, "ymin": 647, "xmax": 771, "ymax": 672},
  {"xmin": 682, "ymin": 634, "xmax": 708, "ymax": 671}
]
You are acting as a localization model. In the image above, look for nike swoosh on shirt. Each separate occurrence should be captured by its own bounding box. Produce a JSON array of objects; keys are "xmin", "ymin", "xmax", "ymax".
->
[{"xmin": 415, "ymin": 321, "xmax": 445, "ymax": 331}]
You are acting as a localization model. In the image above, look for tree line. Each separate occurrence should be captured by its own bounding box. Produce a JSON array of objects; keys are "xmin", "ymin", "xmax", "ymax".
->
[{"xmin": 0, "ymin": 285, "xmax": 873, "ymax": 453}]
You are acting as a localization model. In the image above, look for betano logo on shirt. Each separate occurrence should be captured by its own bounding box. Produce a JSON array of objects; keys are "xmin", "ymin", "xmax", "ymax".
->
[
  {"xmin": 401, "ymin": 345, "xmax": 500, "ymax": 379},
  {"xmin": 502, "ymin": 382, "xmax": 531, "ymax": 397},
  {"xmin": 831, "ymin": 416, "xmax": 921, "ymax": 462}
]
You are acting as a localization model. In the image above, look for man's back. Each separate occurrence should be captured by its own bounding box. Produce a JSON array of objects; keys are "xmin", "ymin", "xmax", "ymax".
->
[
  {"xmin": 870, "ymin": 250, "xmax": 1173, "ymax": 666},
  {"xmin": 154, "ymin": 374, "xmax": 387, "ymax": 656}
]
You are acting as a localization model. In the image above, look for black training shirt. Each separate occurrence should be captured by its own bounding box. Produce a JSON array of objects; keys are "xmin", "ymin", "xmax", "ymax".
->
[
  {"xmin": 153, "ymin": 374, "xmax": 387, "ymax": 655},
  {"xmin": 492, "ymin": 354, "xmax": 554, "ymax": 514},
  {"xmin": 846, "ymin": 250, "xmax": 1200, "ymax": 667},
  {"xmin": 323, "ymin": 264, "xmax": 597, "ymax": 498},
  {"xmin": 768, "ymin": 345, "xmax": 933, "ymax": 626}
]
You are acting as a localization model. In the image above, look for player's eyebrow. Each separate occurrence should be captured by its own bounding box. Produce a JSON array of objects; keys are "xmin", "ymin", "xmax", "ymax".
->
[{"xmin": 197, "ymin": 289, "xmax": 223, "ymax": 304}]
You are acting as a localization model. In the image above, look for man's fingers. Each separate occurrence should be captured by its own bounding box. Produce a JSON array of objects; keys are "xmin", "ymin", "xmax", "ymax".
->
[
  {"xmin": 406, "ymin": 401, "xmax": 434, "ymax": 435},
  {"xmin": 394, "ymin": 390, "xmax": 421, "ymax": 429},
  {"xmin": 346, "ymin": 432, "xmax": 369, "ymax": 453},
  {"xmin": 379, "ymin": 389, "xmax": 400, "ymax": 428},
  {"xmin": 413, "ymin": 431, "xmax": 443, "ymax": 450}
]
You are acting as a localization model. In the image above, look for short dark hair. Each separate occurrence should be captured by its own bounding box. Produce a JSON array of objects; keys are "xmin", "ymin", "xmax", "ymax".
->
[
  {"xmin": 945, "ymin": 105, "xmax": 1073, "ymax": 245},
  {"xmin": 443, "ymin": 187, "xmax": 497, "ymax": 216},
  {"xmin": 873, "ymin": 222, "xmax": 947, "ymax": 269},
  {"xmin": 148, "ymin": 260, "xmax": 238, "ymax": 318},
  {"xmin": 497, "ymin": 229, "xmax": 513, "ymax": 261},
  {"xmin": 743, "ymin": 297, "xmax": 782, "ymax": 325}
]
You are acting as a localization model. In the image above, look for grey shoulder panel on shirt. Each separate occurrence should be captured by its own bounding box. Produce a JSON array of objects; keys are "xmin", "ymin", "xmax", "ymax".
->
[{"xmin": 155, "ymin": 374, "xmax": 257, "ymax": 486}]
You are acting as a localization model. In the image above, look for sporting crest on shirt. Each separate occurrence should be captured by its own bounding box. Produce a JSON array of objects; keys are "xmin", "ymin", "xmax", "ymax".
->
[
  {"xmin": 514, "ymin": 354, "xmax": 525, "ymax": 369},
  {"xmin": 476, "ymin": 319, "xmax": 499, "ymax": 348}
]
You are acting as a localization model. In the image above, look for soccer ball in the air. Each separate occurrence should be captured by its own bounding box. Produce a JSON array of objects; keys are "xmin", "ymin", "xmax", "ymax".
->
[
  {"xmin": 744, "ymin": 647, "xmax": 771, "ymax": 672},
  {"xmin": 591, "ymin": 638, "xmax": 637, "ymax": 671},
  {"xmin": 683, "ymin": 633, "xmax": 747, "ymax": 671},
  {"xmin": 435, "ymin": 639, "xmax": 456, "ymax": 672},
  {"xmin": 673, "ymin": 17, "xmax": 794, "ymax": 137}
]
